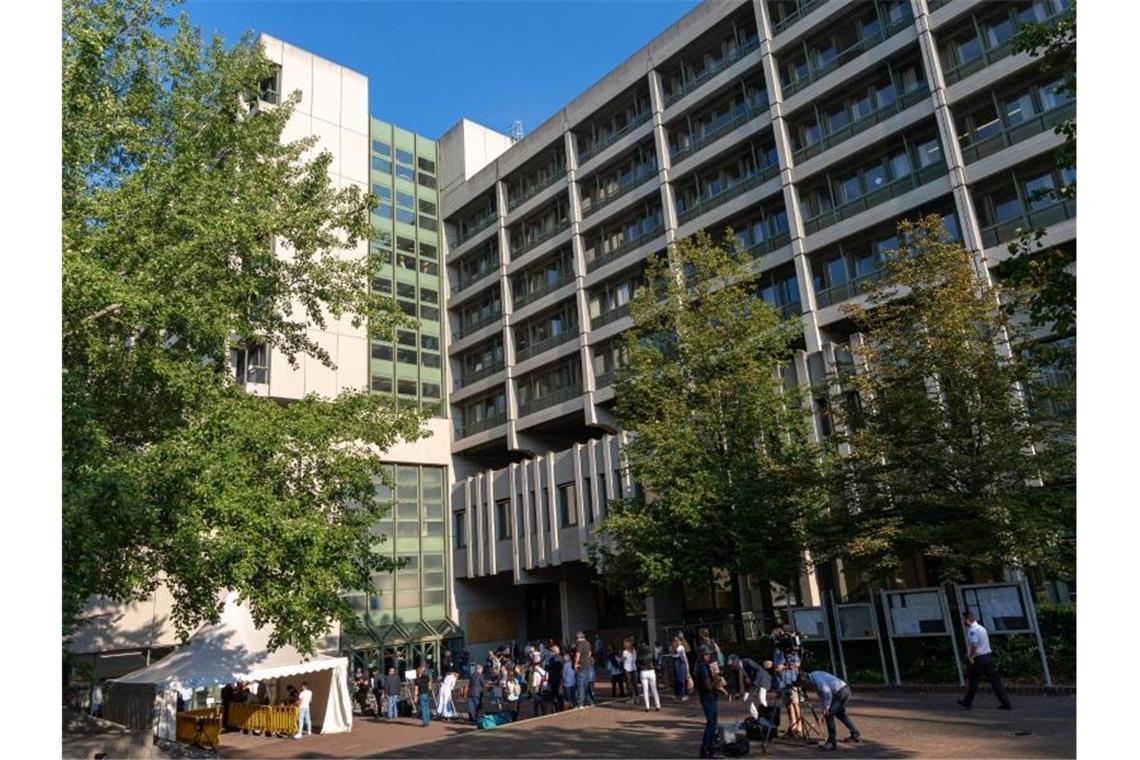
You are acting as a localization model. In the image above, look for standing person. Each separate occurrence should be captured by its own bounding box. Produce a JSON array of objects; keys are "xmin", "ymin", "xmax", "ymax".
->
[
  {"xmin": 438, "ymin": 670, "xmax": 458, "ymax": 721},
  {"xmin": 528, "ymin": 657, "xmax": 549, "ymax": 717},
  {"xmin": 671, "ymin": 636, "xmax": 690, "ymax": 702},
  {"xmin": 412, "ymin": 665, "xmax": 432, "ymax": 728},
  {"xmin": 293, "ymin": 682, "xmax": 313, "ymax": 739},
  {"xmin": 637, "ymin": 639, "xmax": 661, "ymax": 711},
  {"xmin": 562, "ymin": 652, "xmax": 577, "ymax": 710},
  {"xmin": 694, "ymin": 645, "xmax": 719, "ymax": 759},
  {"xmin": 958, "ymin": 611, "xmax": 1013, "ymax": 711},
  {"xmin": 544, "ymin": 643, "xmax": 563, "ymax": 708},
  {"xmin": 622, "ymin": 638, "xmax": 639, "ymax": 703},
  {"xmin": 220, "ymin": 682, "xmax": 234, "ymax": 729},
  {"xmin": 384, "ymin": 667, "xmax": 401, "ymax": 719},
  {"xmin": 370, "ymin": 669, "xmax": 384, "ymax": 719},
  {"xmin": 803, "ymin": 669, "xmax": 861, "ymax": 751},
  {"xmin": 503, "ymin": 665, "xmax": 522, "ymax": 721},
  {"xmin": 774, "ymin": 648, "xmax": 804, "ymax": 737},
  {"xmin": 573, "ymin": 631, "xmax": 595, "ymax": 708},
  {"xmin": 653, "ymin": 641, "xmax": 664, "ymax": 683},
  {"xmin": 608, "ymin": 646, "xmax": 626, "ymax": 698},
  {"xmin": 466, "ymin": 664, "xmax": 485, "ymax": 723}
]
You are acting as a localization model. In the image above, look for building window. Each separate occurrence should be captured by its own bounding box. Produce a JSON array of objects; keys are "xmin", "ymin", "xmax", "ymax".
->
[
  {"xmin": 233, "ymin": 342, "xmax": 270, "ymax": 384},
  {"xmin": 418, "ymin": 172, "xmax": 437, "ymax": 189},
  {"xmin": 418, "ymin": 156, "xmax": 436, "ymax": 174},
  {"xmin": 397, "ymin": 208, "xmax": 416, "ymax": 225},
  {"xmin": 558, "ymin": 483, "xmax": 578, "ymax": 528},
  {"xmin": 373, "ymin": 157, "xmax": 392, "ymax": 174},
  {"xmin": 397, "ymin": 164, "xmax": 415, "ymax": 181},
  {"xmin": 495, "ymin": 499, "xmax": 512, "ymax": 539},
  {"xmin": 419, "ymin": 198, "xmax": 437, "ymax": 216},
  {"xmin": 371, "ymin": 344, "xmax": 393, "ymax": 361},
  {"xmin": 372, "ymin": 141, "xmax": 392, "ymax": 157},
  {"xmin": 613, "ymin": 469, "xmax": 624, "ymax": 499},
  {"xmin": 583, "ymin": 477, "xmax": 594, "ymax": 525},
  {"xmin": 454, "ymin": 511, "xmax": 466, "ymax": 547},
  {"xmin": 398, "ymin": 379, "xmax": 417, "ymax": 396},
  {"xmin": 259, "ymin": 64, "xmax": 281, "ymax": 104},
  {"xmin": 371, "ymin": 376, "xmax": 393, "ymax": 393},
  {"xmin": 396, "ymin": 148, "xmax": 415, "ymax": 165}
]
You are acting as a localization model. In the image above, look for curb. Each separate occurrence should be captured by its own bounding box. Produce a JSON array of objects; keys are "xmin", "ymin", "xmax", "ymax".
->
[{"xmin": 852, "ymin": 683, "xmax": 1076, "ymax": 697}]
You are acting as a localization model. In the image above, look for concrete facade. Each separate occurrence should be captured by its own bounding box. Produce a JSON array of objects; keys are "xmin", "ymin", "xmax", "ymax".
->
[{"xmin": 442, "ymin": 0, "xmax": 1075, "ymax": 644}]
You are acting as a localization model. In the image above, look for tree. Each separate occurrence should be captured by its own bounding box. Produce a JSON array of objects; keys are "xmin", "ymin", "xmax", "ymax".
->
[
  {"xmin": 590, "ymin": 232, "xmax": 829, "ymax": 639},
  {"xmin": 813, "ymin": 216, "xmax": 1075, "ymax": 584},
  {"xmin": 1002, "ymin": 0, "xmax": 1076, "ymax": 338},
  {"xmin": 63, "ymin": 0, "xmax": 424, "ymax": 652}
]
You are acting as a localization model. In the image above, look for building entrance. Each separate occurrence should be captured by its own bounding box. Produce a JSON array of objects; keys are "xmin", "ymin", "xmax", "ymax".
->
[{"xmin": 524, "ymin": 583, "xmax": 563, "ymax": 643}]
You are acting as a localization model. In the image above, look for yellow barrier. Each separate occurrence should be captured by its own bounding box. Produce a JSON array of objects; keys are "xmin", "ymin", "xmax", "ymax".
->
[
  {"xmin": 175, "ymin": 708, "xmax": 222, "ymax": 748},
  {"xmin": 226, "ymin": 703, "xmax": 299, "ymax": 736}
]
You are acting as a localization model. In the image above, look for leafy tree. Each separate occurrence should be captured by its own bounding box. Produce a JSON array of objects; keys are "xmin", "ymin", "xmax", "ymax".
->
[
  {"xmin": 1002, "ymin": 0, "xmax": 1076, "ymax": 338},
  {"xmin": 813, "ymin": 216, "xmax": 1075, "ymax": 584},
  {"xmin": 63, "ymin": 0, "xmax": 424, "ymax": 652},
  {"xmin": 590, "ymin": 232, "xmax": 829, "ymax": 639}
]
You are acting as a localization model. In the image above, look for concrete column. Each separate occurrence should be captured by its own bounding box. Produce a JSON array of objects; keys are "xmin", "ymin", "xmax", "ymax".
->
[
  {"xmin": 546, "ymin": 453, "xmax": 561, "ymax": 563},
  {"xmin": 911, "ymin": 0, "xmax": 992, "ymax": 283},
  {"xmin": 464, "ymin": 476, "xmax": 475, "ymax": 577},
  {"xmin": 648, "ymin": 69, "xmax": 679, "ymax": 244},
  {"xmin": 753, "ymin": 0, "xmax": 822, "ymax": 353},
  {"xmin": 509, "ymin": 463, "xmax": 522, "ymax": 582},
  {"xmin": 484, "ymin": 470, "xmax": 497, "ymax": 576}
]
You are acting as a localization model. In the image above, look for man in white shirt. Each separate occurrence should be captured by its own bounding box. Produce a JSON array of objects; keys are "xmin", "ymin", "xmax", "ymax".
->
[
  {"xmin": 294, "ymin": 682, "xmax": 314, "ymax": 738},
  {"xmin": 957, "ymin": 611, "xmax": 1012, "ymax": 711}
]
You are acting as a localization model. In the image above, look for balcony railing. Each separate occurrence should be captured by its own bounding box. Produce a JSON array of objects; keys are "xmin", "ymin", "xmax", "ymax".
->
[
  {"xmin": 511, "ymin": 218, "xmax": 571, "ymax": 260},
  {"xmin": 672, "ymin": 99, "xmax": 769, "ymax": 164},
  {"xmin": 802, "ymin": 161, "xmax": 947, "ymax": 235},
  {"xmin": 979, "ymin": 197, "xmax": 1075, "ymax": 248},
  {"xmin": 676, "ymin": 166, "xmax": 779, "ymax": 227},
  {"xmin": 454, "ymin": 214, "xmax": 497, "ymax": 247},
  {"xmin": 458, "ymin": 412, "xmax": 506, "ymax": 438},
  {"xmin": 457, "ymin": 362, "xmax": 505, "ymax": 389},
  {"xmin": 927, "ymin": 0, "xmax": 954, "ymax": 11},
  {"xmin": 744, "ymin": 230, "xmax": 792, "ymax": 259},
  {"xmin": 792, "ymin": 84, "xmax": 930, "ymax": 163},
  {"xmin": 507, "ymin": 169, "xmax": 567, "ymax": 211},
  {"xmin": 781, "ymin": 14, "xmax": 913, "ymax": 98},
  {"xmin": 578, "ymin": 110, "xmax": 654, "ymax": 164},
  {"xmin": 456, "ymin": 310, "xmax": 502, "ymax": 339},
  {"xmin": 665, "ymin": 36, "xmax": 762, "ymax": 106},
  {"xmin": 590, "ymin": 302, "xmax": 631, "ymax": 330},
  {"xmin": 814, "ymin": 268, "xmax": 887, "ymax": 309},
  {"xmin": 518, "ymin": 384, "xmax": 582, "ymax": 417},
  {"xmin": 943, "ymin": 7, "xmax": 1068, "ymax": 85},
  {"xmin": 585, "ymin": 221, "xmax": 665, "ymax": 273},
  {"xmin": 515, "ymin": 328, "xmax": 578, "ymax": 362},
  {"xmin": 581, "ymin": 164, "xmax": 657, "ymax": 218},
  {"xmin": 451, "ymin": 264, "xmax": 497, "ymax": 294},
  {"xmin": 771, "ymin": 0, "xmax": 829, "ymax": 35},
  {"xmin": 513, "ymin": 271, "xmax": 574, "ymax": 309},
  {"xmin": 959, "ymin": 99, "xmax": 1075, "ymax": 164},
  {"xmin": 595, "ymin": 369, "xmax": 616, "ymax": 388}
]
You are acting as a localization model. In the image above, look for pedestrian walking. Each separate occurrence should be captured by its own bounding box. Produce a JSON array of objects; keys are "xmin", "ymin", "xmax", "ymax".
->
[
  {"xmin": 694, "ymin": 645, "xmax": 719, "ymax": 759},
  {"xmin": 293, "ymin": 682, "xmax": 313, "ymax": 738},
  {"xmin": 803, "ymin": 669, "xmax": 861, "ymax": 751},
  {"xmin": 528, "ymin": 658, "xmax": 549, "ymax": 717},
  {"xmin": 438, "ymin": 670, "xmax": 458, "ymax": 721},
  {"xmin": 637, "ymin": 639, "xmax": 661, "ymax": 711},
  {"xmin": 957, "ymin": 611, "xmax": 1013, "ymax": 711}
]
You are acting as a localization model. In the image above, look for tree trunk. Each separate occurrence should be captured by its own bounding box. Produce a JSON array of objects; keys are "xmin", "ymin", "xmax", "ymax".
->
[{"xmin": 730, "ymin": 570, "xmax": 746, "ymax": 645}]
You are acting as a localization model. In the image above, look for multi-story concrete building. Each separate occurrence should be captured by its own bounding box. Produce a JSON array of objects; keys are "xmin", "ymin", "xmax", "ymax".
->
[
  {"xmin": 441, "ymin": 0, "xmax": 1075, "ymax": 654},
  {"xmin": 68, "ymin": 0, "xmax": 1076, "ymax": 686}
]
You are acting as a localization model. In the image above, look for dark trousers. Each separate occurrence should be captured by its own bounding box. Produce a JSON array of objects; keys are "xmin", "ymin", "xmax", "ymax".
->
[
  {"xmin": 700, "ymin": 697, "xmax": 718, "ymax": 758},
  {"xmin": 824, "ymin": 687, "xmax": 860, "ymax": 745},
  {"xmin": 963, "ymin": 654, "xmax": 1012, "ymax": 708},
  {"xmin": 611, "ymin": 673, "xmax": 625, "ymax": 697},
  {"xmin": 625, "ymin": 671, "xmax": 638, "ymax": 700},
  {"xmin": 419, "ymin": 694, "xmax": 431, "ymax": 726},
  {"xmin": 467, "ymin": 694, "xmax": 482, "ymax": 722},
  {"xmin": 674, "ymin": 661, "xmax": 688, "ymax": 698},
  {"xmin": 532, "ymin": 692, "xmax": 546, "ymax": 717}
]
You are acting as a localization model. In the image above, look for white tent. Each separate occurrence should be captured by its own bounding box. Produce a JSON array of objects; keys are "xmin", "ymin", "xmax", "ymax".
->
[{"xmin": 110, "ymin": 592, "xmax": 353, "ymax": 740}]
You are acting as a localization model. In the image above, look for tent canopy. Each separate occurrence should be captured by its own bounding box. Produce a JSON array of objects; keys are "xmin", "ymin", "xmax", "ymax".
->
[
  {"xmin": 112, "ymin": 592, "xmax": 353, "ymax": 738},
  {"xmin": 115, "ymin": 592, "xmax": 337, "ymax": 690}
]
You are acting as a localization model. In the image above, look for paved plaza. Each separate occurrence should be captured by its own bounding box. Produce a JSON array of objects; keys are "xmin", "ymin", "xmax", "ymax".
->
[{"xmin": 217, "ymin": 689, "xmax": 1075, "ymax": 759}]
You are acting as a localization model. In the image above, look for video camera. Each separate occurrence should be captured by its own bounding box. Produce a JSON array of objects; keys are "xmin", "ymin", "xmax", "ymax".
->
[{"xmin": 772, "ymin": 628, "xmax": 801, "ymax": 656}]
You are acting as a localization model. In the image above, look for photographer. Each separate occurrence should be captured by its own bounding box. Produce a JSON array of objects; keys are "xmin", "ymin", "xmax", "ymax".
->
[
  {"xmin": 801, "ymin": 669, "xmax": 861, "ymax": 751},
  {"xmin": 771, "ymin": 628, "xmax": 804, "ymax": 738}
]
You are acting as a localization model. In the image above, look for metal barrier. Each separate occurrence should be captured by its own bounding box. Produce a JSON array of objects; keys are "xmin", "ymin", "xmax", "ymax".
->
[
  {"xmin": 226, "ymin": 703, "xmax": 299, "ymax": 735},
  {"xmin": 175, "ymin": 708, "xmax": 222, "ymax": 749}
]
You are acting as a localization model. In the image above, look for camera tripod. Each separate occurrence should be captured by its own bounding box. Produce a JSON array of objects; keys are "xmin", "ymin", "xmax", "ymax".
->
[{"xmin": 781, "ymin": 688, "xmax": 824, "ymax": 744}]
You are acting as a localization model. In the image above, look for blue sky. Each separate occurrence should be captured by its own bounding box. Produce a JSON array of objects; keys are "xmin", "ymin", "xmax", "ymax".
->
[{"xmin": 184, "ymin": 0, "xmax": 701, "ymax": 139}]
